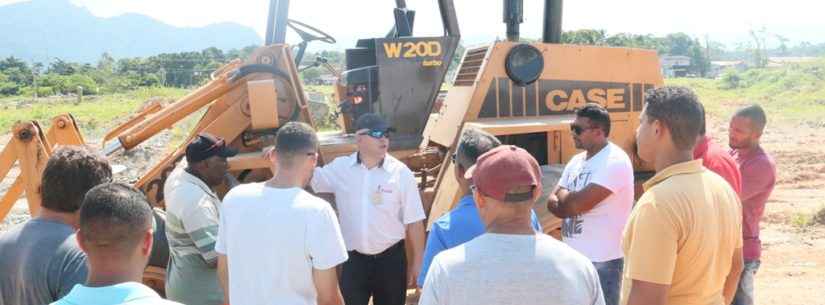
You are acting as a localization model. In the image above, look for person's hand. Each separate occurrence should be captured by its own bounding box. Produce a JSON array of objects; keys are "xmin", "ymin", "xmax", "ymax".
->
[
  {"xmin": 546, "ymin": 193, "xmax": 559, "ymax": 212},
  {"xmin": 407, "ymin": 261, "xmax": 422, "ymax": 288}
]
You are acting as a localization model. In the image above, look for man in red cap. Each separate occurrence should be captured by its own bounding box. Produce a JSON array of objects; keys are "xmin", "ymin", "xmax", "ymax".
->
[{"xmin": 419, "ymin": 145, "xmax": 605, "ymax": 305}]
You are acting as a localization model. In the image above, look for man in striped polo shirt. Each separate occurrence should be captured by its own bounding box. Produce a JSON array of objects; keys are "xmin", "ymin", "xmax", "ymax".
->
[{"xmin": 163, "ymin": 133, "xmax": 237, "ymax": 305}]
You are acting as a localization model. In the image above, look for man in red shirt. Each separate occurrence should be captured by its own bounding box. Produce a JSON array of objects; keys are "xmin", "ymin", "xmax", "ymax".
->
[
  {"xmin": 728, "ymin": 104, "xmax": 776, "ymax": 305},
  {"xmin": 694, "ymin": 104, "xmax": 742, "ymax": 194}
]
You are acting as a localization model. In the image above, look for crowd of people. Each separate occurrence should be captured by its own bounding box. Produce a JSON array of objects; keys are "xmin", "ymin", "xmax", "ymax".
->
[{"xmin": 0, "ymin": 85, "xmax": 776, "ymax": 305}]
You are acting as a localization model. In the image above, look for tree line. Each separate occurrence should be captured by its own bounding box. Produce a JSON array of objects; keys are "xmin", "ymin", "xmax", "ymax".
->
[{"xmin": 1, "ymin": 30, "xmax": 823, "ymax": 97}]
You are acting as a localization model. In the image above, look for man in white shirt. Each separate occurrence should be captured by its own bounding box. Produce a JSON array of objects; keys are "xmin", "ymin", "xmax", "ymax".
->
[
  {"xmin": 546, "ymin": 103, "xmax": 634, "ymax": 305},
  {"xmin": 311, "ymin": 113, "xmax": 426, "ymax": 305},
  {"xmin": 216, "ymin": 122, "xmax": 348, "ymax": 305},
  {"xmin": 419, "ymin": 145, "xmax": 605, "ymax": 305}
]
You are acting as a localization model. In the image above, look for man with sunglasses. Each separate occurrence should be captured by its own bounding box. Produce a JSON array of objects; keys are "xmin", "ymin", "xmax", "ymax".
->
[
  {"xmin": 546, "ymin": 103, "xmax": 634, "ymax": 305},
  {"xmin": 311, "ymin": 113, "xmax": 426, "ymax": 305},
  {"xmin": 417, "ymin": 128, "xmax": 542, "ymax": 288},
  {"xmin": 163, "ymin": 133, "xmax": 237, "ymax": 305}
]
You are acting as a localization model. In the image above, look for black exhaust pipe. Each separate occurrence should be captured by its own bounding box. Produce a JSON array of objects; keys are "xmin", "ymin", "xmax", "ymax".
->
[
  {"xmin": 543, "ymin": 0, "xmax": 562, "ymax": 43},
  {"xmin": 503, "ymin": 0, "xmax": 523, "ymax": 42}
]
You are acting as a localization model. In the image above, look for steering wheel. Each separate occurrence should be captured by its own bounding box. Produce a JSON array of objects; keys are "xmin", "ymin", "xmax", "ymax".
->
[{"xmin": 287, "ymin": 19, "xmax": 336, "ymax": 45}]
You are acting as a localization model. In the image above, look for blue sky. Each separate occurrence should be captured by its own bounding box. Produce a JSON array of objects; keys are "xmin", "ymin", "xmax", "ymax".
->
[{"xmin": 3, "ymin": 0, "xmax": 823, "ymax": 51}]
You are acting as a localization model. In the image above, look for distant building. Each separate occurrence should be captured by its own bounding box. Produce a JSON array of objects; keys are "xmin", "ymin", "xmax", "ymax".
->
[
  {"xmin": 660, "ymin": 55, "xmax": 691, "ymax": 78},
  {"xmin": 709, "ymin": 60, "xmax": 747, "ymax": 78}
]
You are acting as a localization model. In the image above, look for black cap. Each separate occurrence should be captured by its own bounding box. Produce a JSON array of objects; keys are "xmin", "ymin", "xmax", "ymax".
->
[
  {"xmin": 185, "ymin": 133, "xmax": 238, "ymax": 164},
  {"xmin": 355, "ymin": 113, "xmax": 393, "ymax": 132}
]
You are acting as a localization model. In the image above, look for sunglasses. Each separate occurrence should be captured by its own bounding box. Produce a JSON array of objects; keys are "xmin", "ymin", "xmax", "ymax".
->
[
  {"xmin": 570, "ymin": 124, "xmax": 596, "ymax": 135},
  {"xmin": 358, "ymin": 129, "xmax": 390, "ymax": 139}
]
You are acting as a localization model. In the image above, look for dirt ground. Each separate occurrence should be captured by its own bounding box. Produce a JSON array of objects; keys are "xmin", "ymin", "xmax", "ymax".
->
[{"xmin": 2, "ymin": 113, "xmax": 824, "ymax": 303}]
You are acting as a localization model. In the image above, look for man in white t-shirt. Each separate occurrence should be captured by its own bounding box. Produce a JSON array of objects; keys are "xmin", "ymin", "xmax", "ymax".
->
[
  {"xmin": 546, "ymin": 103, "xmax": 634, "ymax": 305},
  {"xmin": 216, "ymin": 122, "xmax": 348, "ymax": 305},
  {"xmin": 419, "ymin": 145, "xmax": 605, "ymax": 305}
]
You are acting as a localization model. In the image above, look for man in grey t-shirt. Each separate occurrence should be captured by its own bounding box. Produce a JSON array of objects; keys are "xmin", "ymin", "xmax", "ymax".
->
[
  {"xmin": 419, "ymin": 145, "xmax": 604, "ymax": 305},
  {"xmin": 0, "ymin": 146, "xmax": 112, "ymax": 305}
]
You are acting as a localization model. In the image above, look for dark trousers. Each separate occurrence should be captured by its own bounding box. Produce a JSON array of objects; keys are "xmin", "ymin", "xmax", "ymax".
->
[
  {"xmin": 593, "ymin": 258, "xmax": 624, "ymax": 305},
  {"xmin": 340, "ymin": 241, "xmax": 407, "ymax": 305}
]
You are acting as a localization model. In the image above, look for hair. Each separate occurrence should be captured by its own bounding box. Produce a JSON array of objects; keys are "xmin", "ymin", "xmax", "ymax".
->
[
  {"xmin": 734, "ymin": 104, "xmax": 767, "ymax": 133},
  {"xmin": 643, "ymin": 86, "xmax": 704, "ymax": 151},
  {"xmin": 41, "ymin": 146, "xmax": 113, "ymax": 213},
  {"xmin": 456, "ymin": 128, "xmax": 501, "ymax": 170},
  {"xmin": 274, "ymin": 122, "xmax": 319, "ymax": 167},
  {"xmin": 79, "ymin": 183, "xmax": 152, "ymax": 254},
  {"xmin": 575, "ymin": 103, "xmax": 611, "ymax": 136}
]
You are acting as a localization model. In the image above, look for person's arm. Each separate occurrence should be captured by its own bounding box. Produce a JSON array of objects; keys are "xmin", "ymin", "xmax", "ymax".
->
[
  {"xmin": 418, "ymin": 226, "xmax": 447, "ymax": 288},
  {"xmin": 547, "ymin": 184, "xmax": 613, "ymax": 218},
  {"xmin": 313, "ymin": 267, "xmax": 344, "ymax": 305},
  {"xmin": 724, "ymin": 247, "xmax": 744, "ymax": 305},
  {"xmin": 310, "ymin": 161, "xmax": 339, "ymax": 194},
  {"xmin": 625, "ymin": 280, "xmax": 670, "ymax": 305},
  {"xmin": 217, "ymin": 254, "xmax": 229, "ymax": 303},
  {"xmin": 406, "ymin": 220, "xmax": 426, "ymax": 288}
]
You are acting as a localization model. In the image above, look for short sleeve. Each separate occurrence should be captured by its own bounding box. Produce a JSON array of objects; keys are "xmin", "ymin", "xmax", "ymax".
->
[
  {"xmin": 419, "ymin": 257, "xmax": 448, "ymax": 305},
  {"xmin": 401, "ymin": 170, "xmax": 426, "ymax": 224},
  {"xmin": 307, "ymin": 202, "xmax": 349, "ymax": 270},
  {"xmin": 624, "ymin": 200, "xmax": 679, "ymax": 285},
  {"xmin": 418, "ymin": 226, "xmax": 447, "ymax": 287},
  {"xmin": 591, "ymin": 155, "xmax": 633, "ymax": 193}
]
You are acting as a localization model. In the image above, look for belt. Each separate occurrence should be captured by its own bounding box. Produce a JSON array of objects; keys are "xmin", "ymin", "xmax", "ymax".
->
[{"xmin": 351, "ymin": 240, "xmax": 405, "ymax": 259}]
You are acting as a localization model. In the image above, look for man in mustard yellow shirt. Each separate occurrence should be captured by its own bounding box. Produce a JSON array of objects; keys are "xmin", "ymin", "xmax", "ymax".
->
[{"xmin": 623, "ymin": 86, "xmax": 744, "ymax": 305}]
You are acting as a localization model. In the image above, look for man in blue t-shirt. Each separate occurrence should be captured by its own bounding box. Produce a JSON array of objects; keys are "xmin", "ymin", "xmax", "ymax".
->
[
  {"xmin": 0, "ymin": 146, "xmax": 112, "ymax": 305},
  {"xmin": 417, "ymin": 128, "xmax": 542, "ymax": 287}
]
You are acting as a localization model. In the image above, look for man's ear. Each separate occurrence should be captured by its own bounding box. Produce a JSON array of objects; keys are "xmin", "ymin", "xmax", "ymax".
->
[
  {"xmin": 141, "ymin": 229, "xmax": 154, "ymax": 256},
  {"xmin": 265, "ymin": 148, "xmax": 278, "ymax": 175},
  {"xmin": 473, "ymin": 191, "xmax": 485, "ymax": 210},
  {"xmin": 76, "ymin": 230, "xmax": 87, "ymax": 253}
]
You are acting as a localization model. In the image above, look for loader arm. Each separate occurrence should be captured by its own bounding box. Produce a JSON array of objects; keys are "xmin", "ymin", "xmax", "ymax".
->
[
  {"xmin": 1, "ymin": 115, "xmax": 85, "ymax": 222},
  {"xmin": 103, "ymin": 60, "xmax": 243, "ymax": 156}
]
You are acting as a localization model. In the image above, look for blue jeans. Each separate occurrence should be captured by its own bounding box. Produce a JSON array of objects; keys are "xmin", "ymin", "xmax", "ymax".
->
[
  {"xmin": 732, "ymin": 260, "xmax": 761, "ymax": 305},
  {"xmin": 593, "ymin": 258, "xmax": 623, "ymax": 305}
]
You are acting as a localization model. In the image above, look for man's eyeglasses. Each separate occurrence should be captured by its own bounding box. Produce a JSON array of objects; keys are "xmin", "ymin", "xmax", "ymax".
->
[
  {"xmin": 358, "ymin": 129, "xmax": 390, "ymax": 139},
  {"xmin": 570, "ymin": 124, "xmax": 596, "ymax": 135}
]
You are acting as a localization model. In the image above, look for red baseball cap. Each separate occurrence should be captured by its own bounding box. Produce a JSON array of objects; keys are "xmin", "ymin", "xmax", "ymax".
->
[{"xmin": 464, "ymin": 145, "xmax": 542, "ymax": 202}]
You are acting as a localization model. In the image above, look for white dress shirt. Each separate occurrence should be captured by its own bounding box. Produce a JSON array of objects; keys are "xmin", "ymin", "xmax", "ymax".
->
[{"xmin": 311, "ymin": 153, "xmax": 426, "ymax": 255}]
